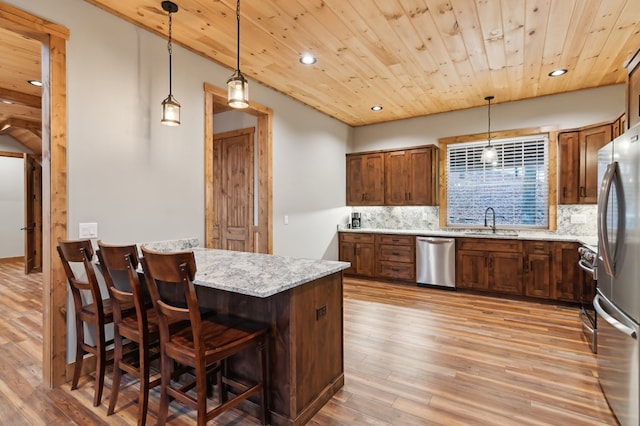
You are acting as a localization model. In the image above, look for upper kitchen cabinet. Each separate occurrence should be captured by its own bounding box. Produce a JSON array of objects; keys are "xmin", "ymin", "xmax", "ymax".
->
[
  {"xmin": 346, "ymin": 152, "xmax": 385, "ymax": 205},
  {"xmin": 384, "ymin": 146, "xmax": 437, "ymax": 205},
  {"xmin": 558, "ymin": 123, "xmax": 611, "ymax": 204},
  {"xmin": 626, "ymin": 48, "xmax": 640, "ymax": 129}
]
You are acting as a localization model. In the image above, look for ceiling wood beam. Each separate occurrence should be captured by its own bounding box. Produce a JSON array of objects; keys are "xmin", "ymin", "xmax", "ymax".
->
[
  {"xmin": 0, "ymin": 117, "xmax": 41, "ymax": 133},
  {"xmin": 0, "ymin": 87, "xmax": 41, "ymax": 108}
]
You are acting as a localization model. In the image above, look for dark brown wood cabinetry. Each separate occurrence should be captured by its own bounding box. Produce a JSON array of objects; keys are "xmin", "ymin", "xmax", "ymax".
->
[
  {"xmin": 558, "ymin": 124, "xmax": 611, "ymax": 204},
  {"xmin": 346, "ymin": 153, "xmax": 384, "ymax": 205},
  {"xmin": 524, "ymin": 241, "xmax": 553, "ymax": 299},
  {"xmin": 626, "ymin": 48, "xmax": 640, "ymax": 129},
  {"xmin": 375, "ymin": 234, "xmax": 415, "ymax": 281},
  {"xmin": 456, "ymin": 238, "xmax": 522, "ymax": 295},
  {"xmin": 346, "ymin": 145, "xmax": 437, "ymax": 206},
  {"xmin": 384, "ymin": 147, "xmax": 437, "ymax": 205},
  {"xmin": 553, "ymin": 242, "xmax": 582, "ymax": 301},
  {"xmin": 341, "ymin": 232, "xmax": 588, "ymax": 304},
  {"xmin": 338, "ymin": 233, "xmax": 375, "ymax": 276}
]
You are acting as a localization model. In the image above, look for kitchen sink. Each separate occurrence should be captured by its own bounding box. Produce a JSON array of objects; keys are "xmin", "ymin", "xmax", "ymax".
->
[{"xmin": 464, "ymin": 230, "xmax": 519, "ymax": 237}]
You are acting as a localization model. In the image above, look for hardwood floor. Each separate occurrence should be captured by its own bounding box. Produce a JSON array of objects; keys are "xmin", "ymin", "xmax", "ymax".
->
[{"xmin": 0, "ymin": 259, "xmax": 618, "ymax": 425}]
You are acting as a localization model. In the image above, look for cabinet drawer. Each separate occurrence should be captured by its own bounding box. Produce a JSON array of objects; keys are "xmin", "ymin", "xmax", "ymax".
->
[
  {"xmin": 457, "ymin": 237, "xmax": 521, "ymax": 253},
  {"xmin": 339, "ymin": 233, "xmax": 375, "ymax": 244},
  {"xmin": 378, "ymin": 261, "xmax": 415, "ymax": 280},
  {"xmin": 377, "ymin": 244, "xmax": 414, "ymax": 263},
  {"xmin": 376, "ymin": 234, "xmax": 414, "ymax": 246},
  {"xmin": 524, "ymin": 241, "xmax": 550, "ymax": 254}
]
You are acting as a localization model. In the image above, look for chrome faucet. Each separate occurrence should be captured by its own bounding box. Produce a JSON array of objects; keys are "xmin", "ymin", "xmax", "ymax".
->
[{"xmin": 484, "ymin": 207, "xmax": 496, "ymax": 233}]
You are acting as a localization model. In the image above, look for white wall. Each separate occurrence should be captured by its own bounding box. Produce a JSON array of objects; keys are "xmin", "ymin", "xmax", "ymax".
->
[
  {"xmin": 353, "ymin": 85, "xmax": 625, "ymax": 151},
  {"xmin": 0, "ymin": 156, "xmax": 24, "ymax": 258},
  {"xmin": 7, "ymin": 0, "xmax": 352, "ymax": 261}
]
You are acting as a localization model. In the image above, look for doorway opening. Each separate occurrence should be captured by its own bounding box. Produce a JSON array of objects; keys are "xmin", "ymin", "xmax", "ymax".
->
[
  {"xmin": 0, "ymin": 3, "xmax": 69, "ymax": 388},
  {"xmin": 204, "ymin": 83, "xmax": 273, "ymax": 254}
]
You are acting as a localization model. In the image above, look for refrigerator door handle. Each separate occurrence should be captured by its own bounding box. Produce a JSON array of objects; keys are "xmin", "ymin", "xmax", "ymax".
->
[
  {"xmin": 597, "ymin": 161, "xmax": 624, "ymax": 277},
  {"xmin": 594, "ymin": 294, "xmax": 638, "ymax": 339}
]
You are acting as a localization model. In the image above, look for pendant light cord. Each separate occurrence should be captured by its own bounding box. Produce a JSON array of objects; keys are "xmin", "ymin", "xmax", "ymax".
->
[
  {"xmin": 236, "ymin": 0, "xmax": 241, "ymax": 71},
  {"xmin": 167, "ymin": 11, "xmax": 173, "ymax": 96},
  {"xmin": 486, "ymin": 96, "xmax": 492, "ymax": 147}
]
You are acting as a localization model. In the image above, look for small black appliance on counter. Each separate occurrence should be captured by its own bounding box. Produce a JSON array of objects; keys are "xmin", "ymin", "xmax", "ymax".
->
[{"xmin": 351, "ymin": 212, "xmax": 361, "ymax": 229}]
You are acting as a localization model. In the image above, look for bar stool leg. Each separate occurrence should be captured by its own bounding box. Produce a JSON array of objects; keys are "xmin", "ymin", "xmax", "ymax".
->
[
  {"xmin": 71, "ymin": 317, "xmax": 84, "ymax": 390},
  {"xmin": 94, "ymin": 323, "xmax": 107, "ymax": 406}
]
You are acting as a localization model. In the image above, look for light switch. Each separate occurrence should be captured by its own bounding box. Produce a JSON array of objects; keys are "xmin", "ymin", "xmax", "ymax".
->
[
  {"xmin": 284, "ymin": 215, "xmax": 289, "ymax": 225},
  {"xmin": 79, "ymin": 222, "xmax": 98, "ymax": 238}
]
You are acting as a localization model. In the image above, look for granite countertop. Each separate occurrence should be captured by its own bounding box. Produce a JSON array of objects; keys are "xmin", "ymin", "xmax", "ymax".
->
[
  {"xmin": 141, "ymin": 239, "xmax": 350, "ymax": 298},
  {"xmin": 190, "ymin": 248, "xmax": 350, "ymax": 298},
  {"xmin": 339, "ymin": 227, "xmax": 598, "ymax": 247}
]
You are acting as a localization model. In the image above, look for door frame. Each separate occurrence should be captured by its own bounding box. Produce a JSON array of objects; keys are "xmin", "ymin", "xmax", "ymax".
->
[
  {"xmin": 204, "ymin": 83, "xmax": 273, "ymax": 254},
  {"xmin": 0, "ymin": 3, "xmax": 69, "ymax": 388}
]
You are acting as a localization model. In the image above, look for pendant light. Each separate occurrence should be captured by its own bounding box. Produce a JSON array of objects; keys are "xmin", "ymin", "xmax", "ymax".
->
[
  {"xmin": 481, "ymin": 95, "xmax": 498, "ymax": 164},
  {"xmin": 227, "ymin": 0, "xmax": 249, "ymax": 108},
  {"xmin": 161, "ymin": 1, "xmax": 180, "ymax": 126}
]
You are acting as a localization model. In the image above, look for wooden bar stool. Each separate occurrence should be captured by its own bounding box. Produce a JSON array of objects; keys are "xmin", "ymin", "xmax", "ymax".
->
[
  {"xmin": 57, "ymin": 239, "xmax": 113, "ymax": 407},
  {"xmin": 141, "ymin": 247, "xmax": 269, "ymax": 426},
  {"xmin": 96, "ymin": 242, "xmax": 159, "ymax": 426}
]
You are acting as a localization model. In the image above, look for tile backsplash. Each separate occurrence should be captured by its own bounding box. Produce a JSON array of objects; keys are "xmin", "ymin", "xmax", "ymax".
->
[{"xmin": 350, "ymin": 204, "xmax": 596, "ymax": 237}]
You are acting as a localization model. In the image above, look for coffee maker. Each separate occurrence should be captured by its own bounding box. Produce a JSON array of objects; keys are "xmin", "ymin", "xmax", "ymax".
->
[{"xmin": 351, "ymin": 212, "xmax": 361, "ymax": 229}]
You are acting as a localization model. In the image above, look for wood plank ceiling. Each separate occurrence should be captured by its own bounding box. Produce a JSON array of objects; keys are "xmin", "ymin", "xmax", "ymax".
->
[
  {"xmin": 0, "ymin": 25, "xmax": 42, "ymax": 153},
  {"xmin": 83, "ymin": 0, "xmax": 640, "ymax": 126},
  {"xmin": 1, "ymin": 1, "xmax": 639, "ymax": 138}
]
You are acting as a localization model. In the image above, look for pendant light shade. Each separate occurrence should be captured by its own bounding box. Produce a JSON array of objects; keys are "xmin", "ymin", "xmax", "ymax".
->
[
  {"xmin": 161, "ymin": 1, "xmax": 180, "ymax": 126},
  {"xmin": 481, "ymin": 95, "xmax": 498, "ymax": 164},
  {"xmin": 227, "ymin": 0, "xmax": 249, "ymax": 109}
]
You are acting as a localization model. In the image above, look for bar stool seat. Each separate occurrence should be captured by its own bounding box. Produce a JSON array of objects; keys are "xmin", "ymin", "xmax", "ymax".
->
[
  {"xmin": 141, "ymin": 246, "xmax": 270, "ymax": 426},
  {"xmin": 57, "ymin": 239, "xmax": 114, "ymax": 407}
]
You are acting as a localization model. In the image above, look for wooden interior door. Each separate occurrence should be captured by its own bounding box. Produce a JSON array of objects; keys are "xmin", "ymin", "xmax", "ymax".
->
[
  {"xmin": 213, "ymin": 128, "xmax": 255, "ymax": 252},
  {"xmin": 23, "ymin": 154, "xmax": 42, "ymax": 273}
]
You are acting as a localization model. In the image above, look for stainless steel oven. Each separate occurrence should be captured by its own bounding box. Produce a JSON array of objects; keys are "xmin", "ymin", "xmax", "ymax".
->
[{"xmin": 578, "ymin": 245, "xmax": 597, "ymax": 353}]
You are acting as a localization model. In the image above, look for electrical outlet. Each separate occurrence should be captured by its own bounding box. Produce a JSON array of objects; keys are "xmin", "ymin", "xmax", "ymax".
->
[
  {"xmin": 316, "ymin": 305, "xmax": 327, "ymax": 320},
  {"xmin": 79, "ymin": 222, "xmax": 98, "ymax": 238}
]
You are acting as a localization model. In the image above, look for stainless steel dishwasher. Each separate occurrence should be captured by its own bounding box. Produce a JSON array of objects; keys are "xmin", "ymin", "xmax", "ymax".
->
[{"xmin": 416, "ymin": 237, "xmax": 455, "ymax": 288}]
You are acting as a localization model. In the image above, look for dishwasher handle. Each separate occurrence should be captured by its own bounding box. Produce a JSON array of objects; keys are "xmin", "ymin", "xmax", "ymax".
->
[{"xmin": 417, "ymin": 237, "xmax": 454, "ymax": 244}]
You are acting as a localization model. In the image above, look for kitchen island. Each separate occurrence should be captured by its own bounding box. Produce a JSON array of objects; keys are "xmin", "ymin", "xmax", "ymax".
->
[{"xmin": 143, "ymin": 240, "xmax": 350, "ymax": 426}]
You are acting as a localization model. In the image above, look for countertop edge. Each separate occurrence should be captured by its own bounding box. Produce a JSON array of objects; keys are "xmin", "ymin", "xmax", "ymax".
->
[{"xmin": 338, "ymin": 228, "xmax": 597, "ymax": 247}]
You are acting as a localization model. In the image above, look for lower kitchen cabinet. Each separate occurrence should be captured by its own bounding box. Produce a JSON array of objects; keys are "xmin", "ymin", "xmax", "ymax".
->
[
  {"xmin": 553, "ymin": 242, "xmax": 582, "ymax": 302},
  {"xmin": 375, "ymin": 234, "xmax": 415, "ymax": 281},
  {"xmin": 456, "ymin": 238, "xmax": 522, "ymax": 295},
  {"xmin": 338, "ymin": 233, "xmax": 375, "ymax": 277},
  {"xmin": 524, "ymin": 241, "xmax": 553, "ymax": 299}
]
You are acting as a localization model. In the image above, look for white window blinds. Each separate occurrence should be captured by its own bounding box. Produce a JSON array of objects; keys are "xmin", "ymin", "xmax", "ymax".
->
[{"xmin": 446, "ymin": 135, "xmax": 549, "ymax": 229}]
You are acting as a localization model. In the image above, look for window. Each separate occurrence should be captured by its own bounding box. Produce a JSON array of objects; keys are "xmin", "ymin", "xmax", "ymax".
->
[{"xmin": 445, "ymin": 135, "xmax": 549, "ymax": 229}]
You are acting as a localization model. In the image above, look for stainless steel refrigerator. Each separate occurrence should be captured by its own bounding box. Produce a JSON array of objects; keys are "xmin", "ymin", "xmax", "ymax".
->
[{"xmin": 594, "ymin": 122, "xmax": 640, "ymax": 426}]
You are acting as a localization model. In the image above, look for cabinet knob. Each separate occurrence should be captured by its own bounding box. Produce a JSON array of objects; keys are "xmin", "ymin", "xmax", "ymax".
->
[{"xmin": 579, "ymin": 186, "xmax": 586, "ymax": 197}]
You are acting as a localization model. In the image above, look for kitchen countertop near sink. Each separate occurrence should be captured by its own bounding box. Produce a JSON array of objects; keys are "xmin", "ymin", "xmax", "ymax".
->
[{"xmin": 339, "ymin": 227, "xmax": 597, "ymax": 247}]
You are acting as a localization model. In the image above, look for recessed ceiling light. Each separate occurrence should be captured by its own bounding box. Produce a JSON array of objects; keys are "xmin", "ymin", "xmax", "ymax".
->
[
  {"xmin": 299, "ymin": 53, "xmax": 317, "ymax": 65},
  {"xmin": 548, "ymin": 69, "xmax": 567, "ymax": 77},
  {"xmin": 28, "ymin": 79, "xmax": 43, "ymax": 87},
  {"xmin": 371, "ymin": 105, "xmax": 383, "ymax": 111},
  {"xmin": 1, "ymin": 99, "xmax": 14, "ymax": 105}
]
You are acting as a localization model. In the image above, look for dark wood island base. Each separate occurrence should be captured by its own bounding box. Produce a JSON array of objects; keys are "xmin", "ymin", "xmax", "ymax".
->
[{"xmin": 197, "ymin": 271, "xmax": 345, "ymax": 425}]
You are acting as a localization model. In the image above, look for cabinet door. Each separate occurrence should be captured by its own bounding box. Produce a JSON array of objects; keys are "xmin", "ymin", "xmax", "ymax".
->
[
  {"xmin": 339, "ymin": 241, "xmax": 357, "ymax": 275},
  {"xmin": 558, "ymin": 132, "xmax": 580, "ymax": 204},
  {"xmin": 525, "ymin": 253, "xmax": 552, "ymax": 299},
  {"xmin": 628, "ymin": 55, "xmax": 640, "ymax": 129},
  {"xmin": 356, "ymin": 243, "xmax": 375, "ymax": 276},
  {"xmin": 488, "ymin": 252, "xmax": 522, "ymax": 295},
  {"xmin": 553, "ymin": 242, "xmax": 581, "ymax": 302},
  {"xmin": 579, "ymin": 124, "xmax": 611, "ymax": 203},
  {"xmin": 346, "ymin": 155, "xmax": 365, "ymax": 205},
  {"xmin": 456, "ymin": 250, "xmax": 488, "ymax": 290},
  {"xmin": 406, "ymin": 147, "xmax": 435, "ymax": 205},
  {"xmin": 384, "ymin": 150, "xmax": 409, "ymax": 205}
]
